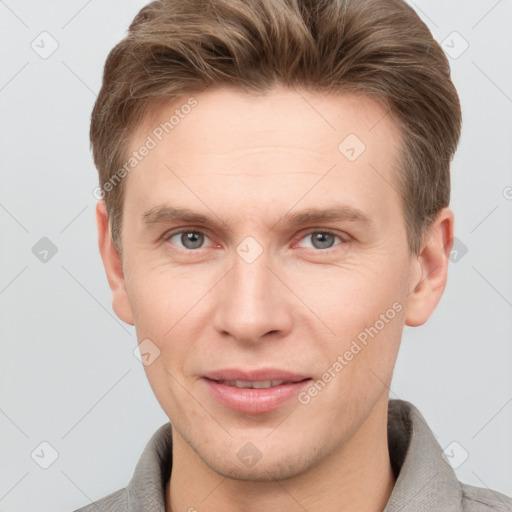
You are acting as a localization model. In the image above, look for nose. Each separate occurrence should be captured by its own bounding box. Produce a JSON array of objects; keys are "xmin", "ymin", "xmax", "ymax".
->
[{"xmin": 213, "ymin": 249, "xmax": 293, "ymax": 344}]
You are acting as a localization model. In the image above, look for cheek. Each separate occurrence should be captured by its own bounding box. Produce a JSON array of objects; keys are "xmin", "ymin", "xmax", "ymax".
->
[
  {"xmin": 127, "ymin": 266, "xmax": 207, "ymax": 411},
  {"xmin": 125, "ymin": 261, "xmax": 205, "ymax": 336},
  {"xmin": 125, "ymin": 263, "xmax": 215, "ymax": 386},
  {"xmin": 291, "ymin": 256, "xmax": 407, "ymax": 389},
  {"xmin": 291, "ymin": 257, "xmax": 405, "ymax": 329}
]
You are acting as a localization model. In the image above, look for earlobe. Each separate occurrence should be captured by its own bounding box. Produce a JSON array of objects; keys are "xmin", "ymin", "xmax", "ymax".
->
[
  {"xmin": 404, "ymin": 208, "xmax": 454, "ymax": 327},
  {"xmin": 96, "ymin": 201, "xmax": 135, "ymax": 326}
]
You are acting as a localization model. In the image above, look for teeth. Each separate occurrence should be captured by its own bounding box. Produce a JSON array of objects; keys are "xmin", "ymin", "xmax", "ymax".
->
[{"xmin": 219, "ymin": 380, "xmax": 286, "ymax": 389}]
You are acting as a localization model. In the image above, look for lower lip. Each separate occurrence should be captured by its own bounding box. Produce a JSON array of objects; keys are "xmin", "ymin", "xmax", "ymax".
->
[{"xmin": 202, "ymin": 378, "xmax": 312, "ymax": 414}]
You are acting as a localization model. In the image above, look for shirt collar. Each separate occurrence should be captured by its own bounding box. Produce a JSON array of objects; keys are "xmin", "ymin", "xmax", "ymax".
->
[
  {"xmin": 126, "ymin": 399, "xmax": 463, "ymax": 511},
  {"xmin": 384, "ymin": 399, "xmax": 463, "ymax": 512}
]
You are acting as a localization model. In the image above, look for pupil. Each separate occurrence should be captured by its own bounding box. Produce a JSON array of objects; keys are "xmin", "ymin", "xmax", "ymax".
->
[
  {"xmin": 182, "ymin": 232, "xmax": 203, "ymax": 249},
  {"xmin": 313, "ymin": 232, "xmax": 334, "ymax": 249}
]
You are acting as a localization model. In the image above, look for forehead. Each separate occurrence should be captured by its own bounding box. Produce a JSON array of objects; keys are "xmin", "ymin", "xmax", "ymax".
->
[
  {"xmin": 135, "ymin": 86, "xmax": 399, "ymax": 157},
  {"xmin": 124, "ymin": 86, "xmax": 403, "ymax": 229}
]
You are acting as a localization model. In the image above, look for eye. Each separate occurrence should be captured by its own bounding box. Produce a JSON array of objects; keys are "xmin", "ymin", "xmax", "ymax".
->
[
  {"xmin": 166, "ymin": 230, "xmax": 210, "ymax": 250},
  {"xmin": 296, "ymin": 231, "xmax": 344, "ymax": 250}
]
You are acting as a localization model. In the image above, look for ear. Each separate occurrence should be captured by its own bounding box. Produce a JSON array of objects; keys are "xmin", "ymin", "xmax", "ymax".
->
[
  {"xmin": 404, "ymin": 207, "xmax": 454, "ymax": 327},
  {"xmin": 96, "ymin": 201, "xmax": 135, "ymax": 326}
]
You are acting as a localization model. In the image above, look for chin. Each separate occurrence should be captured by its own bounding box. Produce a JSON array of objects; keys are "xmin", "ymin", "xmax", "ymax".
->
[
  {"xmin": 208, "ymin": 457, "xmax": 312, "ymax": 482},
  {"xmin": 193, "ymin": 438, "xmax": 323, "ymax": 482}
]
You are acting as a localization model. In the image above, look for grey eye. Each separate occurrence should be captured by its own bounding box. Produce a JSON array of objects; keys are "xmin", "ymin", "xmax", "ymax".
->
[
  {"xmin": 310, "ymin": 232, "xmax": 336, "ymax": 249},
  {"xmin": 169, "ymin": 231, "xmax": 206, "ymax": 249},
  {"xmin": 296, "ymin": 231, "xmax": 342, "ymax": 250}
]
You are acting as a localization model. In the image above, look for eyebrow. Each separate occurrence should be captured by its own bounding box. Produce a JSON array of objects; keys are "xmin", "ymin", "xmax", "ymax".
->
[
  {"xmin": 278, "ymin": 205, "xmax": 373, "ymax": 229},
  {"xmin": 141, "ymin": 204, "xmax": 373, "ymax": 231}
]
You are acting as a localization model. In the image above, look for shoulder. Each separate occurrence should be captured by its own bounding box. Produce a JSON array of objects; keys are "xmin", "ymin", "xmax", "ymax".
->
[
  {"xmin": 72, "ymin": 487, "xmax": 127, "ymax": 512},
  {"xmin": 461, "ymin": 483, "xmax": 512, "ymax": 511}
]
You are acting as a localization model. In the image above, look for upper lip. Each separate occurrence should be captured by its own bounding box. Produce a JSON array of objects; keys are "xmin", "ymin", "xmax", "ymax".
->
[{"xmin": 203, "ymin": 368, "xmax": 311, "ymax": 383}]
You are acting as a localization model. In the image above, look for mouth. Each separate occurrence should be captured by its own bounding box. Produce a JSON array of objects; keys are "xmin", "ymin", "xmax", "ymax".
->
[
  {"xmin": 201, "ymin": 371, "xmax": 312, "ymax": 414},
  {"xmin": 207, "ymin": 378, "xmax": 308, "ymax": 389}
]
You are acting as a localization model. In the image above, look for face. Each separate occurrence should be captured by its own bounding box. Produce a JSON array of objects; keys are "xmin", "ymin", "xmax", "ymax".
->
[{"xmin": 98, "ymin": 86, "xmax": 450, "ymax": 482}]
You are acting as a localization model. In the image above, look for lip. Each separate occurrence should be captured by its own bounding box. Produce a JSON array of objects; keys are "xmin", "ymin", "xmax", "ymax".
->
[
  {"xmin": 204, "ymin": 368, "xmax": 310, "ymax": 383},
  {"xmin": 201, "ymin": 368, "xmax": 312, "ymax": 414}
]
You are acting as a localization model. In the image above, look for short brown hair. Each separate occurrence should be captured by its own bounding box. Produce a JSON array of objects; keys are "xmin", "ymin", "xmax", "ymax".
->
[{"xmin": 90, "ymin": 0, "xmax": 461, "ymax": 255}]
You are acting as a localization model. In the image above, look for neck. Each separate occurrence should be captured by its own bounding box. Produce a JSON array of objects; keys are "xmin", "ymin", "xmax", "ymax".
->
[{"xmin": 166, "ymin": 397, "xmax": 396, "ymax": 512}]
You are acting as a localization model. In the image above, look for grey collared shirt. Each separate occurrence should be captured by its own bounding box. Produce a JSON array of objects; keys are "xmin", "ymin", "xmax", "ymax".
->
[{"xmin": 73, "ymin": 399, "xmax": 512, "ymax": 511}]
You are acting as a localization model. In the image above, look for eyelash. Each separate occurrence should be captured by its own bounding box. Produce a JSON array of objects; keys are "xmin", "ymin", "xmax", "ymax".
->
[
  {"xmin": 294, "ymin": 230, "xmax": 347, "ymax": 252},
  {"xmin": 162, "ymin": 228, "xmax": 348, "ymax": 253}
]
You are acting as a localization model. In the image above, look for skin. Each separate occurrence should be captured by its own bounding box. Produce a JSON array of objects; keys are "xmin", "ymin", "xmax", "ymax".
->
[{"xmin": 97, "ymin": 86, "xmax": 454, "ymax": 512}]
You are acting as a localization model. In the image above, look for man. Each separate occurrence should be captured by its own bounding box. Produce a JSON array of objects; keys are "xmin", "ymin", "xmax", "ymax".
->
[{"xmin": 75, "ymin": 0, "xmax": 512, "ymax": 510}]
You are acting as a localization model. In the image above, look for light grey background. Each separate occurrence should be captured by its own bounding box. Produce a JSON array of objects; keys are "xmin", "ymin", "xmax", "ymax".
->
[{"xmin": 0, "ymin": 1, "xmax": 511, "ymax": 511}]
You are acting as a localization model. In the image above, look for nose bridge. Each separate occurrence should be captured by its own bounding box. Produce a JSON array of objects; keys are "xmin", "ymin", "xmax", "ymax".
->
[{"xmin": 213, "ymin": 245, "xmax": 292, "ymax": 342}]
